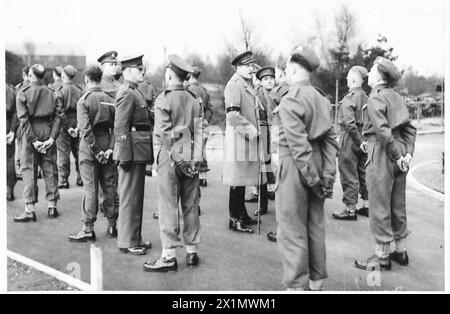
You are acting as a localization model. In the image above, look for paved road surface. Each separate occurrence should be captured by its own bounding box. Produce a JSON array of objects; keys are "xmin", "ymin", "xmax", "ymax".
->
[{"xmin": 6, "ymin": 133, "xmax": 444, "ymax": 291}]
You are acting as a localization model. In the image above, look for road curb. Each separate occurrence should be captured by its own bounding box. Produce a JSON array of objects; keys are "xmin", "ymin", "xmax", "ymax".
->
[
  {"xmin": 407, "ymin": 161, "xmax": 444, "ymax": 202},
  {"xmin": 416, "ymin": 130, "xmax": 444, "ymax": 135},
  {"xmin": 7, "ymin": 250, "xmax": 93, "ymax": 291}
]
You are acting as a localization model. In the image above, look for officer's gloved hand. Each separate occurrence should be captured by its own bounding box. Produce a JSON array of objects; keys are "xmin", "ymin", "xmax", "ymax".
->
[
  {"xmin": 322, "ymin": 177, "xmax": 334, "ymax": 199},
  {"xmin": 359, "ymin": 141, "xmax": 368, "ymax": 154},
  {"xmin": 311, "ymin": 181, "xmax": 325, "ymax": 200},
  {"xmin": 175, "ymin": 160, "xmax": 194, "ymax": 178},
  {"xmin": 119, "ymin": 161, "xmax": 132, "ymax": 172}
]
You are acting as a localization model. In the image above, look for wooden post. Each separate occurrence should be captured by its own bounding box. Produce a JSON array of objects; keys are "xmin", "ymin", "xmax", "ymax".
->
[{"xmin": 90, "ymin": 244, "xmax": 103, "ymax": 291}]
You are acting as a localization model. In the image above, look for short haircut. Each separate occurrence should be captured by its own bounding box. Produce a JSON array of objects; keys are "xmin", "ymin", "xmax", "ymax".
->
[
  {"xmin": 84, "ymin": 65, "xmax": 103, "ymax": 83},
  {"xmin": 22, "ymin": 66, "xmax": 30, "ymax": 76},
  {"xmin": 30, "ymin": 64, "xmax": 45, "ymax": 79}
]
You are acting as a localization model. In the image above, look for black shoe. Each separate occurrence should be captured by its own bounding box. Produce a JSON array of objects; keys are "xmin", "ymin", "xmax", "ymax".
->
[
  {"xmin": 13, "ymin": 211, "xmax": 36, "ymax": 223},
  {"xmin": 245, "ymin": 193, "xmax": 258, "ymax": 203},
  {"xmin": 390, "ymin": 251, "xmax": 409, "ymax": 266},
  {"xmin": 241, "ymin": 213, "xmax": 259, "ymax": 225},
  {"xmin": 186, "ymin": 253, "xmax": 200, "ymax": 267},
  {"xmin": 145, "ymin": 170, "xmax": 153, "ymax": 177},
  {"xmin": 76, "ymin": 177, "xmax": 83, "ymax": 187},
  {"xmin": 354, "ymin": 255, "xmax": 391, "ymax": 271},
  {"xmin": 139, "ymin": 241, "xmax": 152, "ymax": 250},
  {"xmin": 268, "ymin": 191, "xmax": 275, "ymax": 201},
  {"xmin": 332, "ymin": 209, "xmax": 357, "ymax": 221},
  {"xmin": 153, "ymin": 211, "xmax": 159, "ymax": 219},
  {"xmin": 119, "ymin": 247, "xmax": 147, "ymax": 255},
  {"xmin": 58, "ymin": 182, "xmax": 69, "ymax": 189},
  {"xmin": 69, "ymin": 230, "xmax": 96, "ymax": 242},
  {"xmin": 106, "ymin": 225, "xmax": 118, "ymax": 238},
  {"xmin": 199, "ymin": 179, "xmax": 207, "ymax": 187},
  {"xmin": 7, "ymin": 193, "xmax": 15, "ymax": 202},
  {"xmin": 356, "ymin": 207, "xmax": 369, "ymax": 217},
  {"xmin": 253, "ymin": 209, "xmax": 268, "ymax": 216},
  {"xmin": 143, "ymin": 257, "xmax": 178, "ymax": 272},
  {"xmin": 229, "ymin": 219, "xmax": 254, "ymax": 233},
  {"xmin": 267, "ymin": 231, "xmax": 277, "ymax": 243},
  {"xmin": 48, "ymin": 207, "xmax": 59, "ymax": 218}
]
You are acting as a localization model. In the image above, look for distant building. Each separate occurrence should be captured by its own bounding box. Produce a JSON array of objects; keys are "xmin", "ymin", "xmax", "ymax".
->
[{"xmin": 6, "ymin": 42, "xmax": 86, "ymax": 68}]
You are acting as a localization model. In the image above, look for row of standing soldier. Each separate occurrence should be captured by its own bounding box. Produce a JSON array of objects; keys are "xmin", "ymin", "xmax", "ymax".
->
[
  {"xmin": 5, "ymin": 45, "xmax": 417, "ymax": 287},
  {"xmin": 5, "ymin": 52, "xmax": 213, "ymax": 272}
]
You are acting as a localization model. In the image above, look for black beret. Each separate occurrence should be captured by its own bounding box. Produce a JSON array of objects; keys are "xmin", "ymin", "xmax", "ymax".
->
[{"xmin": 374, "ymin": 57, "xmax": 402, "ymax": 82}]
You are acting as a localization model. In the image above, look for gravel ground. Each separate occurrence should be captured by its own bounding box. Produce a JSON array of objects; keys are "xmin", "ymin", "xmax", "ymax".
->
[{"xmin": 7, "ymin": 258, "xmax": 77, "ymax": 291}]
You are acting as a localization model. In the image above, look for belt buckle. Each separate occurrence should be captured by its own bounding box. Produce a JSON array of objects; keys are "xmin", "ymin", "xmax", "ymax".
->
[{"xmin": 131, "ymin": 127, "xmax": 136, "ymax": 132}]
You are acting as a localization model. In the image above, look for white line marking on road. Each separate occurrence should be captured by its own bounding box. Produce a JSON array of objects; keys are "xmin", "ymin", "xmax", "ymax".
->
[
  {"xmin": 407, "ymin": 161, "xmax": 444, "ymax": 202},
  {"xmin": 7, "ymin": 250, "xmax": 93, "ymax": 291}
]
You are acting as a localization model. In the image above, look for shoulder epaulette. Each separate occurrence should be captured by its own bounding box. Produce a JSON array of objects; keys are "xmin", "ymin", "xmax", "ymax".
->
[
  {"xmin": 314, "ymin": 86, "xmax": 327, "ymax": 97},
  {"xmin": 79, "ymin": 91, "xmax": 92, "ymax": 103},
  {"xmin": 186, "ymin": 89, "xmax": 198, "ymax": 99}
]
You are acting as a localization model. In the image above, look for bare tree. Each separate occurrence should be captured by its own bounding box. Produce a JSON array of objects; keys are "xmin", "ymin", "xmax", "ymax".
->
[{"xmin": 23, "ymin": 41, "xmax": 36, "ymax": 65}]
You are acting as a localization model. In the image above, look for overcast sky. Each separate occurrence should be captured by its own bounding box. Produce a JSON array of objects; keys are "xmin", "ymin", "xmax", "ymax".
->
[{"xmin": 3, "ymin": 0, "xmax": 447, "ymax": 76}]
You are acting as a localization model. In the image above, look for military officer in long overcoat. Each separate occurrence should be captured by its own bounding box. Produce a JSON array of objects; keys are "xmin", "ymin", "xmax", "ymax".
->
[
  {"xmin": 273, "ymin": 47, "xmax": 339, "ymax": 291},
  {"xmin": 113, "ymin": 55, "xmax": 153, "ymax": 255},
  {"xmin": 223, "ymin": 51, "xmax": 264, "ymax": 234},
  {"xmin": 354, "ymin": 57, "xmax": 417, "ymax": 271},
  {"xmin": 332, "ymin": 66, "xmax": 370, "ymax": 220}
]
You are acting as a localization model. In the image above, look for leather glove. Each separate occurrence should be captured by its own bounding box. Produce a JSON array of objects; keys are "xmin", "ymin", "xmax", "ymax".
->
[
  {"xmin": 322, "ymin": 177, "xmax": 334, "ymax": 199},
  {"xmin": 311, "ymin": 181, "xmax": 325, "ymax": 200},
  {"xmin": 175, "ymin": 160, "xmax": 194, "ymax": 178},
  {"xmin": 359, "ymin": 141, "xmax": 368, "ymax": 154},
  {"xmin": 119, "ymin": 162, "xmax": 132, "ymax": 172}
]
